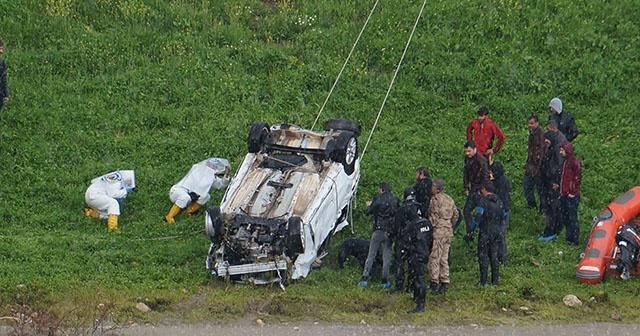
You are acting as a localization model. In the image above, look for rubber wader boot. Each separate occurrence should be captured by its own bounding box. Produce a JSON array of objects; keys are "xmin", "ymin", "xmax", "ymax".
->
[
  {"xmin": 107, "ymin": 215, "xmax": 119, "ymax": 232},
  {"xmin": 84, "ymin": 208, "xmax": 100, "ymax": 219},
  {"xmin": 183, "ymin": 202, "xmax": 202, "ymax": 216},
  {"xmin": 165, "ymin": 204, "xmax": 182, "ymax": 223}
]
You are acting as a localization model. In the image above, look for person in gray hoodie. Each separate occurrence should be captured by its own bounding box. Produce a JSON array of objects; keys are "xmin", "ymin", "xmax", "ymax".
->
[{"xmin": 548, "ymin": 97, "xmax": 579, "ymax": 142}]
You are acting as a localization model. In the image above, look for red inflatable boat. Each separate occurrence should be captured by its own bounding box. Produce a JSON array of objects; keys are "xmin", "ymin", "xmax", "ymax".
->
[{"xmin": 576, "ymin": 186, "xmax": 640, "ymax": 284}]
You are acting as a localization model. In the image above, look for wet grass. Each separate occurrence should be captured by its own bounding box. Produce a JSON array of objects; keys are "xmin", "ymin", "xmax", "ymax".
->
[{"xmin": 1, "ymin": 0, "xmax": 640, "ymax": 331}]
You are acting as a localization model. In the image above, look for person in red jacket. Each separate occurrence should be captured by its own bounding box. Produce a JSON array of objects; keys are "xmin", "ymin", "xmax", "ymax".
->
[
  {"xmin": 559, "ymin": 142, "xmax": 582, "ymax": 246},
  {"xmin": 466, "ymin": 106, "xmax": 506, "ymax": 158}
]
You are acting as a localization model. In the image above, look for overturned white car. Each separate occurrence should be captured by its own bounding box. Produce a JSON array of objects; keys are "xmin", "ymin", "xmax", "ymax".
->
[{"xmin": 205, "ymin": 119, "xmax": 361, "ymax": 285}]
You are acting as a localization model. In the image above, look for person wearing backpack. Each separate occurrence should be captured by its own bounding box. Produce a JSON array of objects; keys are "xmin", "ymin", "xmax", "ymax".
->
[{"xmin": 472, "ymin": 180, "xmax": 505, "ymax": 287}]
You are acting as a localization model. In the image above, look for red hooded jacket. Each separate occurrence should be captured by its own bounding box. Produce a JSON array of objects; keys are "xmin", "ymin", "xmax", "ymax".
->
[
  {"xmin": 560, "ymin": 142, "xmax": 582, "ymax": 196},
  {"xmin": 466, "ymin": 118, "xmax": 505, "ymax": 155}
]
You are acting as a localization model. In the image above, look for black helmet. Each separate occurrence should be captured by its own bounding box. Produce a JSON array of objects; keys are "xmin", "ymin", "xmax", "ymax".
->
[{"xmin": 404, "ymin": 187, "xmax": 416, "ymax": 200}]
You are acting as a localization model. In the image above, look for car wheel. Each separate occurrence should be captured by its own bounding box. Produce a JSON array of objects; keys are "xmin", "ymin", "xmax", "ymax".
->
[
  {"xmin": 323, "ymin": 119, "xmax": 361, "ymax": 137},
  {"xmin": 286, "ymin": 216, "xmax": 304, "ymax": 257},
  {"xmin": 205, "ymin": 206, "xmax": 224, "ymax": 244},
  {"xmin": 247, "ymin": 122, "xmax": 270, "ymax": 153},
  {"xmin": 329, "ymin": 132, "xmax": 358, "ymax": 175}
]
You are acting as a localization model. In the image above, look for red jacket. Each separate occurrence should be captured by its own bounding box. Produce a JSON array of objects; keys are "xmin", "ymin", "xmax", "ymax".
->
[
  {"xmin": 466, "ymin": 118, "xmax": 505, "ymax": 155},
  {"xmin": 560, "ymin": 142, "xmax": 582, "ymax": 196}
]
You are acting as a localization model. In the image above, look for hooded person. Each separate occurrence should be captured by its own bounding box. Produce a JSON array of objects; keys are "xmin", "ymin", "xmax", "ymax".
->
[
  {"xmin": 548, "ymin": 97, "xmax": 579, "ymax": 142},
  {"xmin": 165, "ymin": 158, "xmax": 231, "ymax": 223},
  {"xmin": 391, "ymin": 187, "xmax": 422, "ymax": 293},
  {"xmin": 559, "ymin": 142, "xmax": 582, "ymax": 246},
  {"xmin": 538, "ymin": 131, "xmax": 565, "ymax": 241},
  {"xmin": 489, "ymin": 162, "xmax": 511, "ymax": 265},
  {"xmin": 84, "ymin": 170, "xmax": 137, "ymax": 232}
]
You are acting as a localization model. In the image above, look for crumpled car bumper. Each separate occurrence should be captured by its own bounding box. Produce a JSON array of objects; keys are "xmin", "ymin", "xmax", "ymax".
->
[{"xmin": 214, "ymin": 259, "xmax": 289, "ymax": 277}]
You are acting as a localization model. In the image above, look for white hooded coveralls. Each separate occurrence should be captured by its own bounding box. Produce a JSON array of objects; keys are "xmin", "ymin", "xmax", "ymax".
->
[
  {"xmin": 85, "ymin": 170, "xmax": 135, "ymax": 218},
  {"xmin": 169, "ymin": 158, "xmax": 231, "ymax": 208}
]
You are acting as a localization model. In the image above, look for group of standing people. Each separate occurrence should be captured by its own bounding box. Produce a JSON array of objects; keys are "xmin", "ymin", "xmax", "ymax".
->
[
  {"xmin": 462, "ymin": 106, "xmax": 511, "ymax": 288},
  {"xmin": 524, "ymin": 98, "xmax": 582, "ymax": 246},
  {"xmin": 359, "ymin": 168, "xmax": 458, "ymax": 314},
  {"xmin": 357, "ymin": 97, "xmax": 582, "ymax": 313}
]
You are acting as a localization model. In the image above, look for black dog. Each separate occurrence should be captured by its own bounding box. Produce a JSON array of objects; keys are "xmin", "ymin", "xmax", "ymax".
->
[{"xmin": 337, "ymin": 238, "xmax": 383, "ymax": 271}]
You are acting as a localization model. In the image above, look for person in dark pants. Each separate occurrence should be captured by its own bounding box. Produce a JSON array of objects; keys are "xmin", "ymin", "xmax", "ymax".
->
[
  {"xmin": 559, "ymin": 142, "xmax": 582, "ymax": 246},
  {"xmin": 524, "ymin": 115, "xmax": 545, "ymax": 213},
  {"xmin": 413, "ymin": 166, "xmax": 433, "ymax": 217},
  {"xmin": 391, "ymin": 187, "xmax": 421, "ymax": 294},
  {"xmin": 360, "ymin": 182, "xmax": 400, "ymax": 288},
  {"xmin": 490, "ymin": 161, "xmax": 511, "ymax": 265},
  {"xmin": 462, "ymin": 141, "xmax": 490, "ymax": 244},
  {"xmin": 0, "ymin": 40, "xmax": 9, "ymax": 112},
  {"xmin": 538, "ymin": 129, "xmax": 565, "ymax": 241},
  {"xmin": 402, "ymin": 209, "xmax": 432, "ymax": 313},
  {"xmin": 472, "ymin": 181, "xmax": 504, "ymax": 287}
]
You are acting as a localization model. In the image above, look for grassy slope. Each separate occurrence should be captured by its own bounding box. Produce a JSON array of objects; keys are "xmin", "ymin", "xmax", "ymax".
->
[{"xmin": 1, "ymin": 0, "xmax": 639, "ymax": 327}]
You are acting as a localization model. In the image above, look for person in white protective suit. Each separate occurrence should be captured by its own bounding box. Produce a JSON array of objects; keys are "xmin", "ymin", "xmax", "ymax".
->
[
  {"xmin": 165, "ymin": 158, "xmax": 231, "ymax": 223},
  {"xmin": 84, "ymin": 170, "xmax": 137, "ymax": 232}
]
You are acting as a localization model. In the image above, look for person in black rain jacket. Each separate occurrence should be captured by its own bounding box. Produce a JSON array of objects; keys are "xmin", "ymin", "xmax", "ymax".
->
[
  {"xmin": 391, "ymin": 187, "xmax": 421, "ymax": 294},
  {"xmin": 402, "ymin": 209, "xmax": 433, "ymax": 313},
  {"xmin": 472, "ymin": 181, "xmax": 504, "ymax": 287},
  {"xmin": 359, "ymin": 182, "xmax": 400, "ymax": 289}
]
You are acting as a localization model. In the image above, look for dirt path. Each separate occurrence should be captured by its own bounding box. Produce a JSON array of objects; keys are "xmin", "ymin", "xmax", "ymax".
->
[{"xmin": 118, "ymin": 322, "xmax": 639, "ymax": 336}]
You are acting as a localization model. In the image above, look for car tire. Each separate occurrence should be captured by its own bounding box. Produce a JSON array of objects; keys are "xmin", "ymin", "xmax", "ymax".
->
[
  {"xmin": 248, "ymin": 122, "xmax": 270, "ymax": 153},
  {"xmin": 286, "ymin": 216, "xmax": 304, "ymax": 257},
  {"xmin": 323, "ymin": 119, "xmax": 361, "ymax": 137},
  {"xmin": 329, "ymin": 132, "xmax": 358, "ymax": 175},
  {"xmin": 205, "ymin": 206, "xmax": 224, "ymax": 244}
]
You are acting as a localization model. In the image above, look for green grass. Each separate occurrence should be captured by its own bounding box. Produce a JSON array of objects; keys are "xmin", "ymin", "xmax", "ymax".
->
[{"xmin": 1, "ymin": 0, "xmax": 640, "ymax": 329}]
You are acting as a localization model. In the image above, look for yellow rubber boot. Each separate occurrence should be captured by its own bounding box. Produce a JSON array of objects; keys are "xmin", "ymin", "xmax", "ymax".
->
[
  {"xmin": 107, "ymin": 215, "xmax": 119, "ymax": 232},
  {"xmin": 165, "ymin": 204, "xmax": 182, "ymax": 223},
  {"xmin": 183, "ymin": 203, "xmax": 201, "ymax": 216},
  {"xmin": 84, "ymin": 208, "xmax": 100, "ymax": 219}
]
